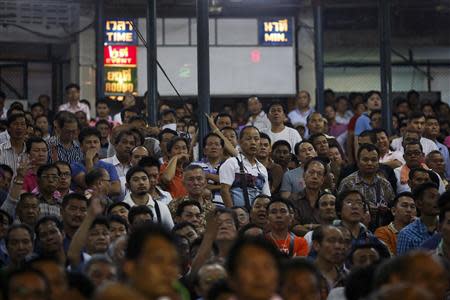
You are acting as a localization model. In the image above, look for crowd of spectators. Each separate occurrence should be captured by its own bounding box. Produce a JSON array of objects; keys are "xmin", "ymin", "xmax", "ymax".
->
[{"xmin": 0, "ymin": 85, "xmax": 450, "ymax": 300}]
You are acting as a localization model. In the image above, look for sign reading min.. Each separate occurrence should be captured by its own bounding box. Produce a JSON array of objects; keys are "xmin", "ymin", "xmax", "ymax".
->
[
  {"xmin": 258, "ymin": 18, "xmax": 293, "ymax": 46},
  {"xmin": 105, "ymin": 19, "xmax": 137, "ymax": 45}
]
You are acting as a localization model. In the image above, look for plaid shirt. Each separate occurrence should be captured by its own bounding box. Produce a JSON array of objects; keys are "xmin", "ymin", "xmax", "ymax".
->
[
  {"xmin": 397, "ymin": 218, "xmax": 437, "ymax": 255},
  {"xmin": 338, "ymin": 171, "xmax": 395, "ymax": 207}
]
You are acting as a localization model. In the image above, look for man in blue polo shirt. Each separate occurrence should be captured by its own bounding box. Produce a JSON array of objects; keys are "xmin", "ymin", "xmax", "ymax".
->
[{"xmin": 71, "ymin": 127, "xmax": 121, "ymax": 197}]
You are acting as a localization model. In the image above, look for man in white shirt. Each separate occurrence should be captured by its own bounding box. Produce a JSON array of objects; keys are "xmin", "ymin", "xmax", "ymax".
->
[
  {"xmin": 246, "ymin": 96, "xmax": 271, "ymax": 132},
  {"xmin": 264, "ymin": 102, "xmax": 302, "ymax": 152},
  {"xmin": 101, "ymin": 130, "xmax": 136, "ymax": 196},
  {"xmin": 122, "ymin": 166, "xmax": 174, "ymax": 229},
  {"xmin": 220, "ymin": 126, "xmax": 270, "ymax": 209},
  {"xmin": 288, "ymin": 90, "xmax": 314, "ymax": 126},
  {"xmin": 391, "ymin": 112, "xmax": 438, "ymax": 155},
  {"xmin": 59, "ymin": 83, "xmax": 90, "ymax": 120}
]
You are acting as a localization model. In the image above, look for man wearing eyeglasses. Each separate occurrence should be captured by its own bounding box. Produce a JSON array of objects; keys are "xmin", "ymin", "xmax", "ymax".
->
[
  {"xmin": 338, "ymin": 143, "xmax": 394, "ymax": 228},
  {"xmin": 333, "ymin": 190, "xmax": 389, "ymax": 257}
]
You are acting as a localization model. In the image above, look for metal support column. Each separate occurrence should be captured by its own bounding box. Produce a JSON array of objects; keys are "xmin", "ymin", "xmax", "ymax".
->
[
  {"xmin": 95, "ymin": 0, "xmax": 105, "ymax": 100},
  {"xmin": 197, "ymin": 0, "xmax": 210, "ymax": 157},
  {"xmin": 379, "ymin": 0, "xmax": 392, "ymax": 134},
  {"xmin": 313, "ymin": 0, "xmax": 324, "ymax": 113},
  {"xmin": 147, "ymin": 0, "xmax": 158, "ymax": 125}
]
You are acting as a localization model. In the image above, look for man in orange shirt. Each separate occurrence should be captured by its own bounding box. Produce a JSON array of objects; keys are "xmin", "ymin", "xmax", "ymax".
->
[
  {"xmin": 266, "ymin": 198, "xmax": 308, "ymax": 257},
  {"xmin": 375, "ymin": 192, "xmax": 417, "ymax": 255},
  {"xmin": 160, "ymin": 137, "xmax": 190, "ymax": 198}
]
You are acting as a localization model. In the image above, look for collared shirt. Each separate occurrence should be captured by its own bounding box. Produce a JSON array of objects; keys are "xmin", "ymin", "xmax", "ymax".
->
[
  {"xmin": 38, "ymin": 195, "xmax": 62, "ymax": 218},
  {"xmin": 337, "ymin": 171, "xmax": 395, "ymax": 207},
  {"xmin": 71, "ymin": 159, "xmax": 119, "ymax": 191},
  {"xmin": 0, "ymin": 140, "xmax": 26, "ymax": 174},
  {"xmin": 290, "ymin": 191, "xmax": 321, "ymax": 225},
  {"xmin": 246, "ymin": 111, "xmax": 271, "ymax": 132},
  {"xmin": 47, "ymin": 136, "xmax": 83, "ymax": 164},
  {"xmin": 59, "ymin": 102, "xmax": 90, "ymax": 120},
  {"xmin": 391, "ymin": 136, "xmax": 439, "ymax": 155},
  {"xmin": 101, "ymin": 155, "xmax": 130, "ymax": 196},
  {"xmin": 122, "ymin": 192, "xmax": 174, "ymax": 229},
  {"xmin": 0, "ymin": 131, "xmax": 10, "ymax": 144},
  {"xmin": 280, "ymin": 166, "xmax": 305, "ymax": 196},
  {"xmin": 288, "ymin": 107, "xmax": 314, "ymax": 126},
  {"xmin": 397, "ymin": 218, "xmax": 437, "ymax": 255},
  {"xmin": 374, "ymin": 222, "xmax": 400, "ymax": 255},
  {"xmin": 379, "ymin": 150, "xmax": 405, "ymax": 165},
  {"xmin": 394, "ymin": 165, "xmax": 446, "ymax": 194},
  {"xmin": 168, "ymin": 196, "xmax": 216, "ymax": 231},
  {"xmin": 151, "ymin": 186, "xmax": 173, "ymax": 205},
  {"xmin": 354, "ymin": 113, "xmax": 372, "ymax": 136}
]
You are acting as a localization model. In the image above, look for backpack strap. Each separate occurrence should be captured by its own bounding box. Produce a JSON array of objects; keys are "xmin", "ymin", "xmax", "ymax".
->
[
  {"xmin": 235, "ymin": 156, "xmax": 251, "ymax": 211},
  {"xmin": 154, "ymin": 200, "xmax": 162, "ymax": 224},
  {"xmin": 288, "ymin": 232, "xmax": 296, "ymax": 257}
]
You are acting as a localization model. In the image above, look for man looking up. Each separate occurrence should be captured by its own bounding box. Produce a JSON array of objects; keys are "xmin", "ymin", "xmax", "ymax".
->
[
  {"xmin": 220, "ymin": 126, "xmax": 270, "ymax": 209},
  {"xmin": 265, "ymin": 102, "xmax": 302, "ymax": 152}
]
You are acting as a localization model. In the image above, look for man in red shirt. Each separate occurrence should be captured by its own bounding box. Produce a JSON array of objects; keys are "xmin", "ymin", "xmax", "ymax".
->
[{"xmin": 266, "ymin": 198, "xmax": 308, "ymax": 257}]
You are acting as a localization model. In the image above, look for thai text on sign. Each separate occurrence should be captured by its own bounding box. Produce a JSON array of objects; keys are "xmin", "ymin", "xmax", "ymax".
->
[
  {"xmin": 105, "ymin": 19, "xmax": 137, "ymax": 45},
  {"xmin": 104, "ymin": 45, "xmax": 137, "ymax": 67},
  {"xmin": 258, "ymin": 18, "xmax": 293, "ymax": 46}
]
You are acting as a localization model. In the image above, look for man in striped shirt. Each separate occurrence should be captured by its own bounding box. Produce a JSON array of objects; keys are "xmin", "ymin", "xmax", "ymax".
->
[
  {"xmin": 0, "ymin": 113, "xmax": 27, "ymax": 174},
  {"xmin": 48, "ymin": 111, "xmax": 83, "ymax": 164}
]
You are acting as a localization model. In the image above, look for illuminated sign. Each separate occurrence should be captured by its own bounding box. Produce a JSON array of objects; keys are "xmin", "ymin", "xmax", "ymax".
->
[
  {"xmin": 104, "ymin": 45, "xmax": 137, "ymax": 67},
  {"xmin": 104, "ymin": 19, "xmax": 138, "ymax": 96},
  {"xmin": 104, "ymin": 67, "xmax": 137, "ymax": 95},
  {"xmin": 105, "ymin": 19, "xmax": 137, "ymax": 45},
  {"xmin": 258, "ymin": 18, "xmax": 293, "ymax": 46}
]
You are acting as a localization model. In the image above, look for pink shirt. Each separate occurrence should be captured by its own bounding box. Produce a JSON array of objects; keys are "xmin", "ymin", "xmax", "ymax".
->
[
  {"xmin": 59, "ymin": 102, "xmax": 91, "ymax": 120},
  {"xmin": 23, "ymin": 170, "xmax": 38, "ymax": 193}
]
